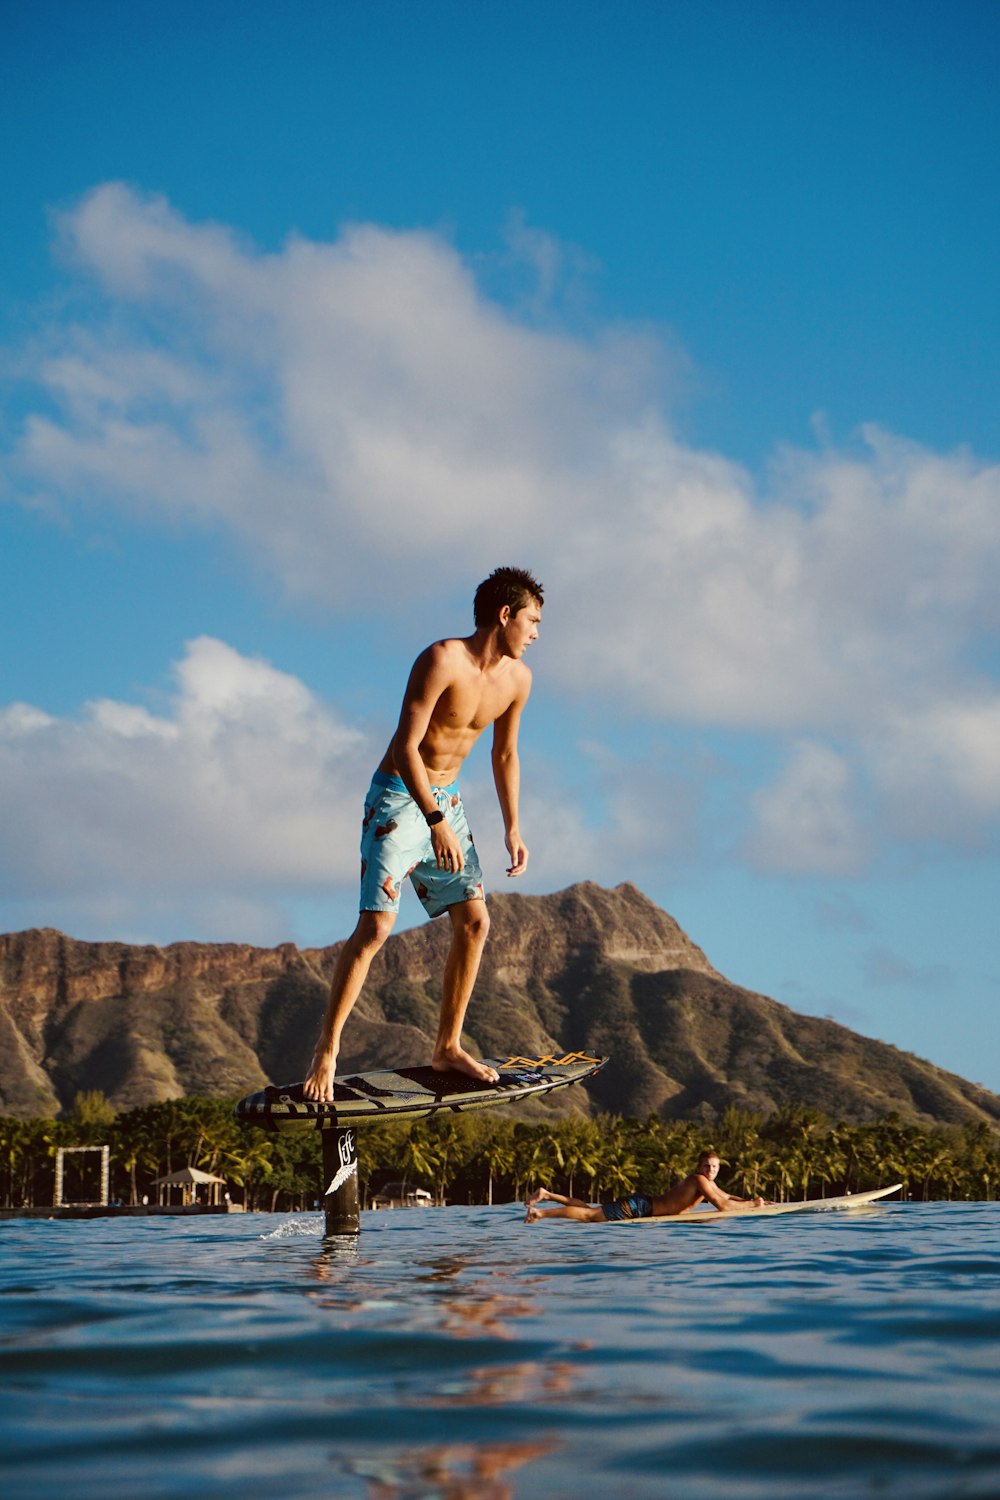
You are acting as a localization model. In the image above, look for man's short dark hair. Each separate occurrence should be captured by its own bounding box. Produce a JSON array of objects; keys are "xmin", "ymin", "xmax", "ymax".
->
[{"xmin": 473, "ymin": 566, "xmax": 544, "ymax": 627}]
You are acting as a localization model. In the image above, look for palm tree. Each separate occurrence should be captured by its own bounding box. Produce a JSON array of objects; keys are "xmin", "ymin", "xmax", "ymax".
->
[
  {"xmin": 66, "ymin": 1090, "xmax": 118, "ymax": 1141},
  {"xmin": 768, "ymin": 1147, "xmax": 797, "ymax": 1204},
  {"xmin": 425, "ymin": 1118, "xmax": 474, "ymax": 1205},
  {"xmin": 637, "ymin": 1132, "xmax": 689, "ymax": 1197},
  {"xmin": 599, "ymin": 1142, "xmax": 640, "ymax": 1200},
  {"xmin": 0, "ymin": 1119, "xmax": 38, "ymax": 1207},
  {"xmin": 958, "ymin": 1121, "xmax": 999, "ymax": 1201},
  {"xmin": 840, "ymin": 1125, "xmax": 875, "ymax": 1193},
  {"xmin": 717, "ymin": 1105, "xmax": 764, "ymax": 1168},
  {"xmin": 586, "ymin": 1118, "xmax": 639, "ymax": 1200},
  {"xmin": 730, "ymin": 1149, "xmax": 769, "ymax": 1200},
  {"xmin": 398, "ymin": 1129, "xmax": 442, "ymax": 1197},
  {"xmin": 814, "ymin": 1139, "xmax": 847, "ymax": 1199},
  {"xmin": 560, "ymin": 1120, "xmax": 602, "ymax": 1200},
  {"xmin": 113, "ymin": 1115, "xmax": 160, "ymax": 1205},
  {"xmin": 513, "ymin": 1128, "xmax": 565, "ymax": 1198},
  {"xmin": 231, "ymin": 1136, "xmax": 276, "ymax": 1211},
  {"xmin": 357, "ymin": 1120, "xmax": 412, "ymax": 1207},
  {"xmin": 479, "ymin": 1134, "xmax": 516, "ymax": 1205}
]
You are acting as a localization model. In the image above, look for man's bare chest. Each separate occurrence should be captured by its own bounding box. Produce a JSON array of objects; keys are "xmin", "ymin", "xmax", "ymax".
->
[{"xmin": 435, "ymin": 675, "xmax": 515, "ymax": 733}]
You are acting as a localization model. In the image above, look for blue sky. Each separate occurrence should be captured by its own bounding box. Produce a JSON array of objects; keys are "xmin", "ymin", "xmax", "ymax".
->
[{"xmin": 3, "ymin": 1, "xmax": 999, "ymax": 1094}]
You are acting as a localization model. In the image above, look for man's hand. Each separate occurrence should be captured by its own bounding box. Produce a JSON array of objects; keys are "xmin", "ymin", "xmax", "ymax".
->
[
  {"xmin": 506, "ymin": 831, "xmax": 529, "ymax": 877},
  {"xmin": 431, "ymin": 819, "xmax": 465, "ymax": 872}
]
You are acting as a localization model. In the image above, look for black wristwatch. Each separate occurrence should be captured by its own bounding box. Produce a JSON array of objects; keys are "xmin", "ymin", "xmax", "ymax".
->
[{"xmin": 425, "ymin": 809, "xmax": 445, "ymax": 827}]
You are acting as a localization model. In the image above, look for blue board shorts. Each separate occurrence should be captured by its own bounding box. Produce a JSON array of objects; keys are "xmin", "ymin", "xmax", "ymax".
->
[
  {"xmin": 601, "ymin": 1192, "xmax": 654, "ymax": 1221},
  {"xmin": 359, "ymin": 771, "xmax": 485, "ymax": 919}
]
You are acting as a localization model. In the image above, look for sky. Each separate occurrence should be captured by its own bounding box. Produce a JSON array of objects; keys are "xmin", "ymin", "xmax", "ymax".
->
[{"xmin": 2, "ymin": 0, "xmax": 999, "ymax": 1094}]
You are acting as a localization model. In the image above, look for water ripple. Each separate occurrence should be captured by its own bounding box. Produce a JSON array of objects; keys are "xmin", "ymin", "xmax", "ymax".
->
[{"xmin": 2, "ymin": 1201, "xmax": 1000, "ymax": 1498}]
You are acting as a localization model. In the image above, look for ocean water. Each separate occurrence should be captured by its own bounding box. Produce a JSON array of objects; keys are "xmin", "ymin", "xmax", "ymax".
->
[{"xmin": 1, "ymin": 1201, "xmax": 999, "ymax": 1499}]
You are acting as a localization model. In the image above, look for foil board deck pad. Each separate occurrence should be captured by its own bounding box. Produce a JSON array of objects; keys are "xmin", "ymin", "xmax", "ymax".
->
[{"xmin": 236, "ymin": 1052, "xmax": 607, "ymax": 1131}]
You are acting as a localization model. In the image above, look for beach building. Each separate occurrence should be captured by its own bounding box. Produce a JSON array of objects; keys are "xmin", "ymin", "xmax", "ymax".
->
[{"xmin": 153, "ymin": 1166, "xmax": 230, "ymax": 1209}]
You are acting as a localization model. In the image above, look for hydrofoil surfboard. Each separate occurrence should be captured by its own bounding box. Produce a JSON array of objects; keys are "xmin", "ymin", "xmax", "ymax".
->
[{"xmin": 236, "ymin": 1051, "xmax": 607, "ymax": 1131}]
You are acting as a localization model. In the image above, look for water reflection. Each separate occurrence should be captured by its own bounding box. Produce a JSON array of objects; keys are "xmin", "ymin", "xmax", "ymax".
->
[
  {"xmin": 305, "ymin": 1240, "xmax": 584, "ymax": 1415},
  {"xmin": 346, "ymin": 1438, "xmax": 558, "ymax": 1499},
  {"xmin": 306, "ymin": 1242, "xmax": 371, "ymax": 1286},
  {"xmin": 416, "ymin": 1358, "xmax": 580, "ymax": 1408},
  {"xmin": 414, "ymin": 1256, "xmax": 466, "ymax": 1282},
  {"xmin": 305, "ymin": 1248, "xmax": 546, "ymax": 1341}
]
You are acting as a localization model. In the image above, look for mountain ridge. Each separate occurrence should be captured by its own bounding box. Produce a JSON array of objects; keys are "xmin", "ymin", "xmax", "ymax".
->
[{"xmin": 2, "ymin": 881, "xmax": 997, "ymax": 1129}]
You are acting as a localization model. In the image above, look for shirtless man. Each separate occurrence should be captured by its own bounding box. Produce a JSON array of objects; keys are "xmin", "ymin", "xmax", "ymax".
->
[
  {"xmin": 523, "ymin": 1150, "xmax": 769, "ymax": 1222},
  {"xmin": 302, "ymin": 566, "xmax": 544, "ymax": 1102}
]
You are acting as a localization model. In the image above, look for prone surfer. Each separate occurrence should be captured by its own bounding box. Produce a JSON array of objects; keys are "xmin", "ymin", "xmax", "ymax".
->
[
  {"xmin": 303, "ymin": 567, "xmax": 544, "ymax": 1102},
  {"xmin": 524, "ymin": 1150, "xmax": 769, "ymax": 1222}
]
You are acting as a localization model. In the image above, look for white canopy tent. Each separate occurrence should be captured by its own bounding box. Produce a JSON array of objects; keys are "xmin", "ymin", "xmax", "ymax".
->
[{"xmin": 152, "ymin": 1166, "xmax": 228, "ymax": 1207}]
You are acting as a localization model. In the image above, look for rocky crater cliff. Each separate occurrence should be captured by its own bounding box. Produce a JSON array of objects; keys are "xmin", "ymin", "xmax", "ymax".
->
[{"xmin": 2, "ymin": 881, "xmax": 997, "ymax": 1129}]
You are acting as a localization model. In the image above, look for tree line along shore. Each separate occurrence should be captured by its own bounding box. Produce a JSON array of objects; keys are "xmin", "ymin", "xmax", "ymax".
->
[{"xmin": 1, "ymin": 1092, "xmax": 998, "ymax": 1211}]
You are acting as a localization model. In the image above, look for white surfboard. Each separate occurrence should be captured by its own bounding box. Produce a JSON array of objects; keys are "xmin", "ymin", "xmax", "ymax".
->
[{"xmin": 599, "ymin": 1182, "xmax": 902, "ymax": 1225}]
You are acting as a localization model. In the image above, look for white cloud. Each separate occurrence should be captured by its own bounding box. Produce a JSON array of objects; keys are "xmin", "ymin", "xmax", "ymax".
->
[
  {"xmin": 743, "ymin": 740, "xmax": 868, "ymax": 876},
  {"xmin": 16, "ymin": 183, "xmax": 641, "ymax": 600},
  {"xmin": 869, "ymin": 695, "xmax": 1000, "ymax": 849},
  {"xmin": 550, "ymin": 423, "xmax": 1000, "ymax": 740},
  {"xmin": 6, "ymin": 183, "xmax": 1000, "ymax": 873},
  {"xmin": 0, "ymin": 638, "xmax": 369, "ymax": 936}
]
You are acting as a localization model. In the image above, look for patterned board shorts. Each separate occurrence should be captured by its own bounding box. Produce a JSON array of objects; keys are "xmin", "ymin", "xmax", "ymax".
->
[
  {"xmin": 358, "ymin": 771, "xmax": 485, "ymax": 919},
  {"xmin": 600, "ymin": 1192, "xmax": 654, "ymax": 1221}
]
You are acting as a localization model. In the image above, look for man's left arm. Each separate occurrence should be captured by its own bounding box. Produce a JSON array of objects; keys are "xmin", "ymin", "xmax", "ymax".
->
[
  {"xmin": 720, "ymin": 1188, "xmax": 770, "ymax": 1209},
  {"xmin": 491, "ymin": 676, "xmax": 531, "ymax": 877}
]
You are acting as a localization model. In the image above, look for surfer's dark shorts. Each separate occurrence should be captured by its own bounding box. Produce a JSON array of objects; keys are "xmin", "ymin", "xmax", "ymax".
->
[
  {"xmin": 359, "ymin": 771, "xmax": 485, "ymax": 920},
  {"xmin": 601, "ymin": 1192, "xmax": 654, "ymax": 1221}
]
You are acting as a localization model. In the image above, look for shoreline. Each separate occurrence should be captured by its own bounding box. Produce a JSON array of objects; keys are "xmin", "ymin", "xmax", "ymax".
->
[{"xmin": 0, "ymin": 1202, "xmax": 244, "ymax": 1221}]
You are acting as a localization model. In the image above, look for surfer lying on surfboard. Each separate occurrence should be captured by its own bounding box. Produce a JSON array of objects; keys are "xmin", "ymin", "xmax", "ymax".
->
[{"xmin": 524, "ymin": 1150, "xmax": 770, "ymax": 1222}]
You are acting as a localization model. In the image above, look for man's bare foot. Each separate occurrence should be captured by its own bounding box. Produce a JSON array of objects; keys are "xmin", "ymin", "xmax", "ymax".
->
[
  {"xmin": 524, "ymin": 1205, "xmax": 542, "ymax": 1223},
  {"xmin": 525, "ymin": 1187, "xmax": 553, "ymax": 1207},
  {"xmin": 302, "ymin": 1047, "xmax": 338, "ymax": 1103},
  {"xmin": 431, "ymin": 1045, "xmax": 499, "ymax": 1084}
]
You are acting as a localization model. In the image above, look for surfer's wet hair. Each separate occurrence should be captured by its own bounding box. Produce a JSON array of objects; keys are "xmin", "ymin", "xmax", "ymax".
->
[{"xmin": 474, "ymin": 566, "xmax": 544, "ymax": 627}]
